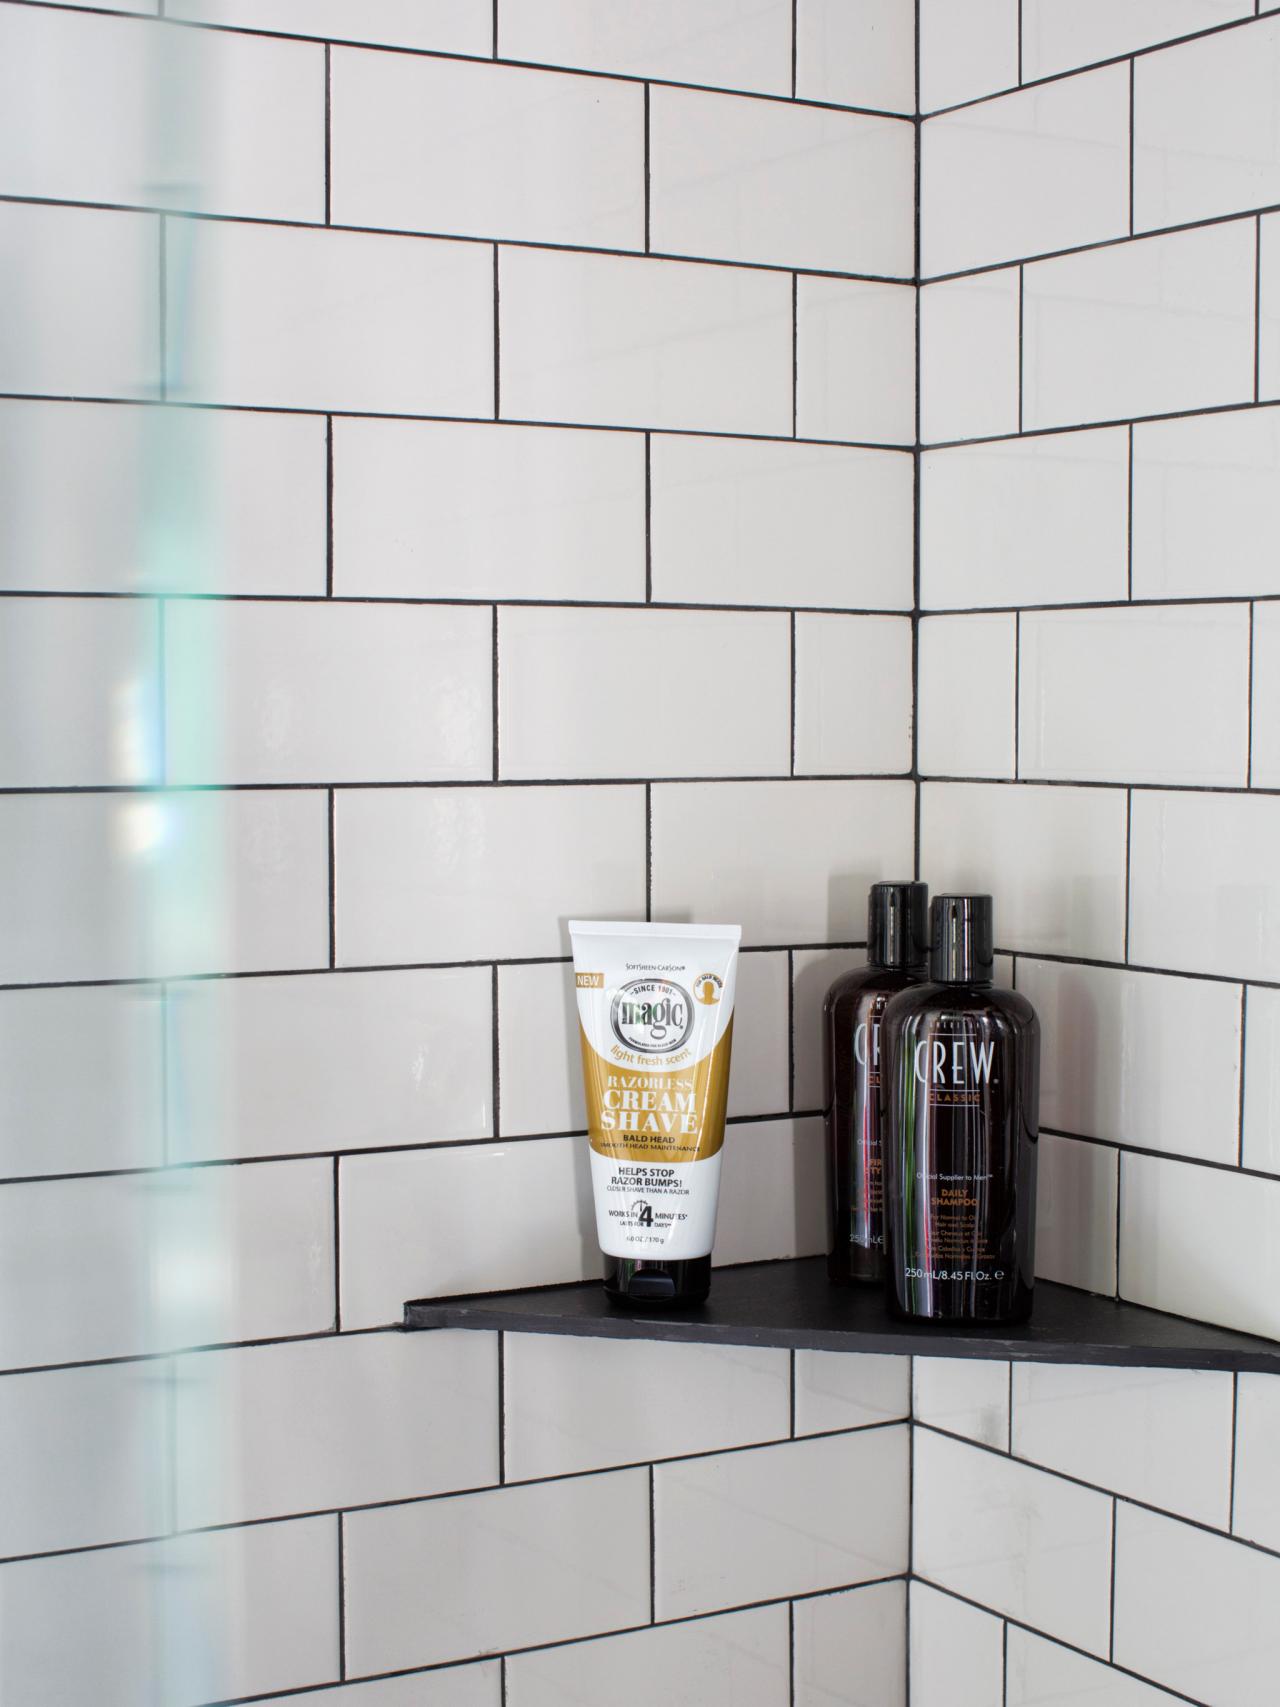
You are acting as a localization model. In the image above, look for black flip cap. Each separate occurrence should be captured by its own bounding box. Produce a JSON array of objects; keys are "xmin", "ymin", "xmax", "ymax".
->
[
  {"xmin": 931, "ymin": 894, "xmax": 995, "ymax": 984},
  {"xmin": 867, "ymin": 881, "xmax": 930, "ymax": 970}
]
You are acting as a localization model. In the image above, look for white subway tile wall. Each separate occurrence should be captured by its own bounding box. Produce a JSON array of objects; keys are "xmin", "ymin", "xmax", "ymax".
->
[{"xmin": 7, "ymin": 3, "xmax": 1280, "ymax": 1705}]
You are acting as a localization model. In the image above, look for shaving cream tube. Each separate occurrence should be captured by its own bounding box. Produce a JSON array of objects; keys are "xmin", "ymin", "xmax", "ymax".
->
[{"xmin": 569, "ymin": 920, "xmax": 741, "ymax": 1307}]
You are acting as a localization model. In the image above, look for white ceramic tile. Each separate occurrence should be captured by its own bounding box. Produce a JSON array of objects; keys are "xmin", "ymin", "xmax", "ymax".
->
[
  {"xmin": 1022, "ymin": 0, "xmax": 1249, "ymax": 81},
  {"xmin": 921, "ymin": 782, "xmax": 1128, "ymax": 960},
  {"xmin": 921, "ymin": 428, "xmax": 1129, "ymax": 608},
  {"xmin": 792, "ymin": 947, "xmax": 868, "ymax": 1111},
  {"xmin": 497, "ymin": 961, "xmax": 584, "ymax": 1137},
  {"xmin": 1135, "ymin": 18, "xmax": 1280, "ymax": 232},
  {"xmin": 914, "ymin": 1428, "xmax": 1113, "ymax": 1653},
  {"xmin": 500, "ymin": 247, "xmax": 792, "ymax": 435},
  {"xmin": 794, "ymin": 1580, "xmax": 906, "ymax": 1707},
  {"xmin": 168, "ymin": 0, "xmax": 491, "ymax": 54},
  {"xmin": 1129, "ymin": 790, "xmax": 1280, "ymax": 981},
  {"xmin": 920, "ymin": 269, "xmax": 1020, "ymax": 444},
  {"xmin": 168, "ymin": 966, "xmax": 492, "ymax": 1163},
  {"xmin": 726, "ymin": 951, "xmax": 792, "ymax": 1118},
  {"xmin": 332, "ymin": 418, "xmax": 645, "ymax": 603},
  {"xmin": 174, "ymin": 1329, "xmax": 496, "ymax": 1529},
  {"xmin": 909, "ymin": 1581, "xmax": 1005, "ymax": 1707},
  {"xmin": 924, "ymin": 67, "xmax": 1130, "ymax": 277},
  {"xmin": 651, "ymin": 87, "xmax": 913, "ymax": 277},
  {"xmin": 1252, "ymin": 602, "xmax": 1280, "ymax": 788},
  {"xmin": 713, "ymin": 1116, "xmax": 827, "ymax": 1265},
  {"xmin": 1036, "ymin": 1132, "xmax": 1118, "ymax": 1295},
  {"xmin": 165, "ymin": 600, "xmax": 492, "ymax": 786},
  {"xmin": 339, "ymin": 1137, "xmax": 596, "ymax": 1325},
  {"xmin": 1255, "ymin": 215, "xmax": 1280, "ymax": 396},
  {"xmin": 795, "ymin": 0, "xmax": 915, "ymax": 114},
  {"xmin": 918, "ymin": 614, "xmax": 1016, "ymax": 778},
  {"xmin": 0, "ymin": 790, "xmax": 328, "ymax": 984},
  {"xmin": 915, "ymin": 1358, "xmax": 1011, "ymax": 1449},
  {"xmin": 504, "ymin": 1334, "xmax": 789, "ymax": 1481},
  {"xmin": 0, "ymin": 596, "xmax": 159, "ymax": 787},
  {"xmin": 497, "ymin": 0, "xmax": 792, "ymax": 96},
  {"xmin": 0, "ymin": 1360, "xmax": 170, "ymax": 1557},
  {"xmin": 1131, "ymin": 407, "xmax": 1280, "ymax": 600},
  {"xmin": 793, "ymin": 1350, "xmax": 911, "ymax": 1434},
  {"xmin": 1020, "ymin": 604, "xmax": 1250, "ymax": 786},
  {"xmin": 0, "ymin": 1160, "xmax": 333, "ymax": 1369},
  {"xmin": 1007, "ymin": 1625, "xmax": 1189, "ymax": 1707},
  {"xmin": 499, "ymin": 606, "xmax": 790, "ymax": 779},
  {"xmin": 270, "ymin": 1670, "xmax": 502, "ymax": 1707},
  {"xmin": 1244, "ymin": 985, "xmax": 1280, "ymax": 1175},
  {"xmin": 0, "ymin": 7, "xmax": 323, "ymax": 220},
  {"xmin": 1014, "ymin": 1363, "xmax": 1233, "ymax": 1527},
  {"xmin": 332, "ymin": 53, "xmax": 642, "ymax": 250},
  {"xmin": 652, "ymin": 779, "xmax": 915, "ymax": 947},
  {"xmin": 510, "ymin": 1604, "xmax": 789, "ymax": 1707},
  {"xmin": 0, "ymin": 1517, "xmax": 338, "ymax": 1707},
  {"xmin": 796, "ymin": 277, "xmax": 916, "ymax": 446},
  {"xmin": 920, "ymin": 0, "xmax": 1018, "ymax": 112},
  {"xmin": 1114, "ymin": 1502, "xmax": 1280, "ymax": 1707},
  {"xmin": 1234, "ymin": 1373, "xmax": 1280, "ymax": 1551},
  {"xmin": 336, "ymin": 785, "xmax": 645, "ymax": 965},
  {"xmin": 650, "ymin": 435, "xmax": 914, "ymax": 611},
  {"xmin": 0, "ymin": 984, "xmax": 163, "ymax": 1178},
  {"xmin": 1024, "ymin": 222, "xmax": 1257, "ymax": 431},
  {"xmin": 0, "ymin": 203, "xmax": 159, "ymax": 399},
  {"xmin": 346, "ymin": 1469, "xmax": 649, "ymax": 1673},
  {"xmin": 168, "ymin": 219, "xmax": 492, "ymax": 415},
  {"xmin": 793, "ymin": 614, "xmax": 913, "ymax": 776},
  {"xmin": 1018, "ymin": 959, "xmax": 1243, "ymax": 1164},
  {"xmin": 654, "ymin": 1425, "xmax": 908, "ymax": 1618},
  {"xmin": 1120, "ymin": 1151, "xmax": 1280, "ymax": 1339}
]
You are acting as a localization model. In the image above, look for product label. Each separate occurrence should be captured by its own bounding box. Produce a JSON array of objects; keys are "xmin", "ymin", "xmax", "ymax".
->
[{"xmin": 913, "ymin": 1037, "xmax": 997, "ymax": 1105}]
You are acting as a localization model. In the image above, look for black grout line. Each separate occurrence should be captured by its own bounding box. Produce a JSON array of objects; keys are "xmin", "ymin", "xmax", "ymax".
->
[
  {"xmin": 787, "ymin": 948, "xmax": 796, "ymax": 1113},
  {"xmin": 1229, "ymin": 1370, "xmax": 1240, "ymax": 1533},
  {"xmin": 1005, "ymin": 1361, "xmax": 1014, "ymax": 1452},
  {"xmin": 491, "ymin": 0, "xmax": 498, "ymax": 59},
  {"xmin": 323, "ymin": 44, "xmax": 332, "ymax": 227},
  {"xmin": 788, "ymin": 1598, "xmax": 796, "ymax": 1707},
  {"xmin": 324, "ymin": 416, "xmax": 335, "ymax": 596},
  {"xmin": 492, "ymin": 243, "xmax": 501, "ymax": 419},
  {"xmin": 336, "ymin": 1512, "xmax": 346, "ymax": 1680},
  {"xmin": 645, "ymin": 782, "xmax": 653, "ymax": 922},
  {"xmin": 1122, "ymin": 788, "xmax": 1131, "ymax": 964},
  {"xmin": 643, "ymin": 431, "xmax": 653, "ymax": 602},
  {"xmin": 1040, "ymin": 1122, "xmax": 1280, "ymax": 1186},
  {"xmin": 1256, "ymin": 216, "xmax": 1264, "ymax": 403},
  {"xmin": 331, "ymin": 1155, "xmax": 341, "ymax": 1331},
  {"xmin": 1016, "ymin": 0, "xmax": 1023, "ymax": 84},
  {"xmin": 789, "ymin": 611, "xmax": 797, "ymax": 775},
  {"xmin": 0, "ymin": 589, "xmax": 914, "ymax": 616},
  {"xmin": 1126, "ymin": 424, "xmax": 1134, "ymax": 600},
  {"xmin": 648, "ymin": 1464, "xmax": 656, "ymax": 1623},
  {"xmin": 1113, "ymin": 1150, "xmax": 1124, "ymax": 1300},
  {"xmin": 499, "ymin": 1656, "xmax": 507, "ymax": 1706},
  {"xmin": 491, "ymin": 605, "xmax": 500, "ymax": 780},
  {"xmin": 491, "ymin": 962, "xmax": 501, "ymax": 1140},
  {"xmin": 790, "ymin": 0, "xmax": 797, "ymax": 98},
  {"xmin": 643, "ymin": 84, "xmax": 651, "ymax": 252},
  {"xmin": 789, "ymin": 1348, "xmax": 797, "ymax": 1437},
  {"xmin": 1128, "ymin": 59, "xmax": 1135, "ymax": 238},
  {"xmin": 327, "ymin": 789, "xmax": 337, "ymax": 968},
  {"xmin": 1108, "ymin": 1497, "xmax": 1118, "ymax": 1661},
  {"xmin": 791, "ymin": 272, "xmax": 799, "ymax": 437},
  {"xmin": 497, "ymin": 1330, "xmax": 506, "ymax": 1484},
  {"xmin": 1237, "ymin": 985, "xmax": 1249, "ymax": 1167},
  {"xmin": 1012, "ymin": 610, "xmax": 1021, "ymax": 779},
  {"xmin": 1001, "ymin": 1618, "xmax": 1009, "ymax": 1706},
  {"xmin": 1247, "ymin": 601, "xmax": 1256, "ymax": 786},
  {"xmin": 1016, "ymin": 264, "xmax": 1024, "ymax": 434}
]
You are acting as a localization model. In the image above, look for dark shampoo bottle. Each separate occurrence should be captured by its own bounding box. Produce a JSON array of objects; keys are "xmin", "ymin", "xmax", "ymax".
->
[
  {"xmin": 882, "ymin": 895, "xmax": 1040, "ymax": 1324},
  {"xmin": 823, "ymin": 881, "xmax": 929, "ymax": 1285}
]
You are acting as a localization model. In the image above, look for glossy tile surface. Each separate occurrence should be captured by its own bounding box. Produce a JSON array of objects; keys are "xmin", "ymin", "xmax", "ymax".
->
[
  {"xmin": 344, "ymin": 1470, "xmax": 650, "ymax": 1672},
  {"xmin": 920, "ymin": 268, "xmax": 1020, "ymax": 443},
  {"xmin": 792, "ymin": 1350, "xmax": 911, "ymax": 1436},
  {"xmin": 0, "ymin": 983, "xmax": 163, "ymax": 1177},
  {"xmin": 654, "ymin": 1425, "xmax": 909, "ymax": 1618},
  {"xmin": 1243, "ymin": 985, "xmax": 1280, "ymax": 1175},
  {"xmin": 335, "ymin": 784, "xmax": 645, "ymax": 965},
  {"xmin": 499, "ymin": 606, "xmax": 790, "ymax": 778},
  {"xmin": 921, "ymin": 428, "xmax": 1129, "ymax": 608},
  {"xmin": 923, "ymin": 66, "xmax": 1129, "ymax": 276},
  {"xmin": 1233, "ymin": 1372, "xmax": 1280, "ymax": 1552},
  {"xmin": 793, "ymin": 614, "xmax": 913, "ymax": 776},
  {"xmin": 331, "ymin": 52, "xmax": 643, "ymax": 249},
  {"xmin": 1250, "ymin": 601, "xmax": 1280, "ymax": 788},
  {"xmin": 1017, "ymin": 959, "xmax": 1242, "ymax": 1164},
  {"xmin": 1019, "ymin": 604, "xmax": 1250, "ymax": 785},
  {"xmin": 914, "ymin": 1428, "xmax": 1113, "ymax": 1654},
  {"xmin": 165, "ymin": 600, "xmax": 493, "ymax": 785},
  {"xmin": 654, "ymin": 779, "xmax": 913, "ymax": 947},
  {"xmin": 499, "ymin": 246, "xmax": 792, "ymax": 434},
  {"xmin": 1007, "ymin": 1625, "xmax": 1188, "ymax": 1706},
  {"xmin": 712, "ymin": 1116, "xmax": 827, "ymax": 1266},
  {"xmin": 1035, "ymin": 1132, "xmax": 1119, "ymax": 1295},
  {"xmin": 914, "ymin": 1357, "xmax": 1011, "ymax": 1450},
  {"xmin": 339, "ymin": 1138, "xmax": 596, "ymax": 1325},
  {"xmin": 650, "ymin": 436, "xmax": 913, "ymax": 610},
  {"xmin": 795, "ymin": 277, "xmax": 916, "ymax": 446},
  {"xmin": 1012, "ymin": 1363, "xmax": 1233, "ymax": 1527},
  {"xmin": 909, "ymin": 1581, "xmax": 1005, "ymax": 1707},
  {"xmin": 270, "ymin": 1669, "xmax": 502, "ymax": 1707},
  {"xmin": 1021, "ymin": 0, "xmax": 1248, "ymax": 81},
  {"xmin": 1113, "ymin": 1503, "xmax": 1280, "ymax": 1707},
  {"xmin": 919, "ymin": 0, "xmax": 1019, "ymax": 112},
  {"xmin": 332, "ymin": 418, "xmax": 645, "ymax": 603},
  {"xmin": 791, "ymin": 946, "xmax": 867, "ymax": 1112},
  {"xmin": 795, "ymin": 0, "xmax": 916, "ymax": 113},
  {"xmin": 651, "ymin": 87, "xmax": 913, "ymax": 276},
  {"xmin": 794, "ymin": 1580, "xmax": 907, "ymax": 1707},
  {"xmin": 921, "ymin": 782, "xmax": 1128, "ymax": 960},
  {"xmin": 168, "ymin": 0, "xmax": 491, "ymax": 52},
  {"xmin": 503, "ymin": 1334, "xmax": 789, "ymax": 1481},
  {"xmin": 918, "ymin": 613, "xmax": 1016, "ymax": 778}
]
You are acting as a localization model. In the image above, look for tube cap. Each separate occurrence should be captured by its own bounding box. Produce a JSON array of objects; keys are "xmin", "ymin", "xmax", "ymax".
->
[
  {"xmin": 602, "ymin": 1254, "xmax": 711, "ymax": 1308},
  {"xmin": 930, "ymin": 894, "xmax": 995, "ymax": 984},
  {"xmin": 867, "ymin": 881, "xmax": 930, "ymax": 970}
]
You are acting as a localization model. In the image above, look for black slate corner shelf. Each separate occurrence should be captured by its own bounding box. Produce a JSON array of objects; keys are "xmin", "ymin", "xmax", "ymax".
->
[{"xmin": 404, "ymin": 1256, "xmax": 1280, "ymax": 1375}]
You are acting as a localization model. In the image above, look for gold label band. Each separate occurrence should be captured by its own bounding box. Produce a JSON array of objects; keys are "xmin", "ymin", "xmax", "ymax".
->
[{"xmin": 580, "ymin": 1019, "xmax": 734, "ymax": 1163}]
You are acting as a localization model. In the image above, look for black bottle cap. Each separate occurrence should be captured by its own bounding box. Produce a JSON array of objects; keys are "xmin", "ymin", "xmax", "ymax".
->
[
  {"xmin": 867, "ymin": 881, "xmax": 930, "ymax": 970},
  {"xmin": 931, "ymin": 894, "xmax": 995, "ymax": 984}
]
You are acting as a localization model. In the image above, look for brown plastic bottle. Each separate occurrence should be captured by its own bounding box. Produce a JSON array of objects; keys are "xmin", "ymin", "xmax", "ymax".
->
[
  {"xmin": 881, "ymin": 894, "xmax": 1040, "ymax": 1324},
  {"xmin": 823, "ymin": 881, "xmax": 929, "ymax": 1285}
]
